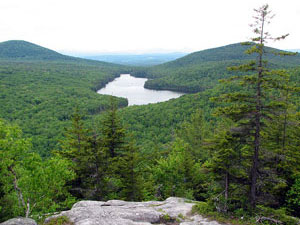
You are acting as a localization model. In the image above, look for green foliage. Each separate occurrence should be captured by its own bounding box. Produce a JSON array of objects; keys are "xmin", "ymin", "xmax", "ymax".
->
[
  {"xmin": 101, "ymin": 100, "xmax": 126, "ymax": 158},
  {"xmin": 131, "ymin": 43, "xmax": 300, "ymax": 93},
  {"xmin": 287, "ymin": 175, "xmax": 300, "ymax": 217},
  {"xmin": 0, "ymin": 11, "xmax": 300, "ymax": 223},
  {"xmin": 176, "ymin": 110, "xmax": 209, "ymax": 161},
  {"xmin": 151, "ymin": 138, "xmax": 199, "ymax": 200},
  {"xmin": 204, "ymin": 123, "xmax": 250, "ymax": 212},
  {"xmin": 44, "ymin": 216, "xmax": 74, "ymax": 225},
  {"xmin": 158, "ymin": 214, "xmax": 180, "ymax": 225},
  {"xmin": 57, "ymin": 109, "xmax": 92, "ymax": 197},
  {"xmin": 0, "ymin": 119, "xmax": 75, "ymax": 221},
  {"xmin": 117, "ymin": 140, "xmax": 144, "ymax": 201},
  {"xmin": 256, "ymin": 205, "xmax": 299, "ymax": 225},
  {"xmin": 210, "ymin": 4, "xmax": 299, "ymax": 210},
  {"xmin": 192, "ymin": 201, "xmax": 214, "ymax": 215},
  {"xmin": 0, "ymin": 119, "xmax": 31, "ymax": 220},
  {"xmin": 119, "ymin": 90, "xmax": 216, "ymax": 155},
  {"xmin": 58, "ymin": 104, "xmax": 145, "ymax": 202},
  {"xmin": 0, "ymin": 40, "xmax": 72, "ymax": 60},
  {"xmin": 0, "ymin": 56, "xmax": 128, "ymax": 156}
]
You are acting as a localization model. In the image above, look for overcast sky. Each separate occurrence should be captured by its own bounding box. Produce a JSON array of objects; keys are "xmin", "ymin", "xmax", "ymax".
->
[{"xmin": 1, "ymin": 0, "xmax": 299, "ymax": 54}]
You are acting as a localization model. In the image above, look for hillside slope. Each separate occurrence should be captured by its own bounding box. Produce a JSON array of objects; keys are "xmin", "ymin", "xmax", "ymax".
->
[
  {"xmin": 0, "ymin": 40, "xmax": 75, "ymax": 60},
  {"xmin": 132, "ymin": 43, "xmax": 300, "ymax": 93},
  {"xmin": 0, "ymin": 40, "xmax": 129, "ymax": 156}
]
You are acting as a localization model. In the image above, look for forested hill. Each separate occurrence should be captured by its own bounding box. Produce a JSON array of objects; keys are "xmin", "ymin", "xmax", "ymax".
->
[
  {"xmin": 0, "ymin": 40, "xmax": 76, "ymax": 61},
  {"xmin": 157, "ymin": 43, "xmax": 300, "ymax": 67},
  {"xmin": 0, "ymin": 40, "xmax": 130, "ymax": 156},
  {"xmin": 132, "ymin": 43, "xmax": 300, "ymax": 93}
]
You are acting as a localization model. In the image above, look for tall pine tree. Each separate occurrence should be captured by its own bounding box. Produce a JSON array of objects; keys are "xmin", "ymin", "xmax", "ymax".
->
[{"xmin": 213, "ymin": 4, "xmax": 296, "ymax": 209}]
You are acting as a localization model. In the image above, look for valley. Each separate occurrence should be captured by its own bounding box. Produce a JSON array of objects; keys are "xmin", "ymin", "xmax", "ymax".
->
[
  {"xmin": 2, "ymin": 1, "xmax": 300, "ymax": 224},
  {"xmin": 0, "ymin": 37, "xmax": 300, "ymax": 224}
]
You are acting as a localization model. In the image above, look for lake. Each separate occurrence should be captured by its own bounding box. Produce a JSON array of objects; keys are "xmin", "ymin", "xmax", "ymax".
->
[{"xmin": 97, "ymin": 74, "xmax": 184, "ymax": 106}]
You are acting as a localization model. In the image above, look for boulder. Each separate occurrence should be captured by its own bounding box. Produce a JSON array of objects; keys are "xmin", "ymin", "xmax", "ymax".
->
[
  {"xmin": 45, "ymin": 197, "xmax": 221, "ymax": 225},
  {"xmin": 0, "ymin": 218, "xmax": 37, "ymax": 225}
]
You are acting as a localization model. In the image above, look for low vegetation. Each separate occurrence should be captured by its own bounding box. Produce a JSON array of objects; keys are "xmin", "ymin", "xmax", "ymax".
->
[{"xmin": 44, "ymin": 216, "xmax": 74, "ymax": 225}]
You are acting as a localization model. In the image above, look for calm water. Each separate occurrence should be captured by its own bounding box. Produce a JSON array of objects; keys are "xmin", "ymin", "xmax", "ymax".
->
[{"xmin": 97, "ymin": 74, "xmax": 184, "ymax": 106}]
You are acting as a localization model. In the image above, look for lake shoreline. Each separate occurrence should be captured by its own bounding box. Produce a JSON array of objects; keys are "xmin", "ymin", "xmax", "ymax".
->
[{"xmin": 97, "ymin": 74, "xmax": 184, "ymax": 106}]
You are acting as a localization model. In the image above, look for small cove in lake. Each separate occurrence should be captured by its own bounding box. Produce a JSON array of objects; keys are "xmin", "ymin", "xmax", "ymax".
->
[{"xmin": 97, "ymin": 74, "xmax": 184, "ymax": 106}]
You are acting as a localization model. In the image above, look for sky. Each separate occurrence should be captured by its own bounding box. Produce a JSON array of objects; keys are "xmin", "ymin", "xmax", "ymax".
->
[{"xmin": 0, "ymin": 0, "xmax": 299, "ymax": 54}]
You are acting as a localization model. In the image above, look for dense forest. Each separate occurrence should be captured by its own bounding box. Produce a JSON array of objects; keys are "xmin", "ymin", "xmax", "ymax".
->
[
  {"xmin": 1, "ymin": 4, "xmax": 300, "ymax": 225},
  {"xmin": 0, "ymin": 41, "xmax": 131, "ymax": 156},
  {"xmin": 130, "ymin": 43, "xmax": 300, "ymax": 93}
]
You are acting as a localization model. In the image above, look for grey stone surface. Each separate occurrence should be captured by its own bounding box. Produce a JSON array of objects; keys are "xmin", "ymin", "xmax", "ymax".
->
[
  {"xmin": 0, "ymin": 218, "xmax": 37, "ymax": 225},
  {"xmin": 45, "ymin": 197, "xmax": 222, "ymax": 225},
  {"xmin": 181, "ymin": 215, "xmax": 222, "ymax": 225}
]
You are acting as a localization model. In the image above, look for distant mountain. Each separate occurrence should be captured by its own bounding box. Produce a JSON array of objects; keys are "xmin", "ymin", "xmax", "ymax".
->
[
  {"xmin": 0, "ymin": 40, "xmax": 75, "ymax": 60},
  {"xmin": 157, "ymin": 43, "xmax": 300, "ymax": 68},
  {"xmin": 133, "ymin": 43, "xmax": 300, "ymax": 93},
  {"xmin": 287, "ymin": 49, "xmax": 300, "ymax": 53},
  {"xmin": 83, "ymin": 53, "xmax": 187, "ymax": 66}
]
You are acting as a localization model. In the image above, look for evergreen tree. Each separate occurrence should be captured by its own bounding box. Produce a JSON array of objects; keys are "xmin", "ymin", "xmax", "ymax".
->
[
  {"xmin": 118, "ymin": 140, "xmax": 144, "ymax": 201},
  {"xmin": 213, "ymin": 4, "xmax": 296, "ymax": 209},
  {"xmin": 262, "ymin": 93, "xmax": 300, "ymax": 207},
  {"xmin": 206, "ymin": 124, "xmax": 249, "ymax": 212},
  {"xmin": 101, "ymin": 99, "xmax": 126, "ymax": 159},
  {"xmin": 152, "ymin": 138, "xmax": 199, "ymax": 200},
  {"xmin": 85, "ymin": 131, "xmax": 107, "ymax": 200},
  {"xmin": 97, "ymin": 99, "xmax": 128, "ymax": 200},
  {"xmin": 176, "ymin": 110, "xmax": 209, "ymax": 161},
  {"xmin": 59, "ymin": 100, "xmax": 145, "ymax": 201},
  {"xmin": 287, "ymin": 173, "xmax": 300, "ymax": 217},
  {"xmin": 58, "ymin": 109, "xmax": 91, "ymax": 198}
]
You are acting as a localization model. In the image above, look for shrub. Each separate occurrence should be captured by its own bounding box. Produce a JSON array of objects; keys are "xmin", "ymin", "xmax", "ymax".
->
[
  {"xmin": 256, "ymin": 205, "xmax": 299, "ymax": 225},
  {"xmin": 192, "ymin": 201, "xmax": 214, "ymax": 215},
  {"xmin": 44, "ymin": 216, "xmax": 74, "ymax": 225}
]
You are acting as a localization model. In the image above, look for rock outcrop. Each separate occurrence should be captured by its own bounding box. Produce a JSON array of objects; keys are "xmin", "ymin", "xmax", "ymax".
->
[
  {"xmin": 0, "ymin": 218, "xmax": 37, "ymax": 225},
  {"xmin": 45, "ymin": 197, "xmax": 221, "ymax": 225}
]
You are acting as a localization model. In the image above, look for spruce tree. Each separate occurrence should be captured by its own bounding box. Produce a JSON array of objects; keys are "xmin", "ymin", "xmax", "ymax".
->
[
  {"xmin": 101, "ymin": 99, "xmax": 126, "ymax": 158},
  {"xmin": 98, "ymin": 98, "xmax": 144, "ymax": 200},
  {"xmin": 85, "ymin": 131, "xmax": 107, "ymax": 200},
  {"xmin": 213, "ymin": 4, "xmax": 296, "ymax": 209},
  {"xmin": 118, "ymin": 140, "xmax": 143, "ymax": 201},
  {"xmin": 58, "ymin": 109, "xmax": 91, "ymax": 198},
  {"xmin": 207, "ymin": 128, "xmax": 247, "ymax": 212}
]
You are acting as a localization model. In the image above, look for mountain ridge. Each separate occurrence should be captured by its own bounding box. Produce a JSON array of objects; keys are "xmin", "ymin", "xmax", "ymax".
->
[
  {"xmin": 132, "ymin": 43, "xmax": 300, "ymax": 93},
  {"xmin": 0, "ymin": 40, "xmax": 74, "ymax": 60},
  {"xmin": 82, "ymin": 52, "xmax": 187, "ymax": 66},
  {"xmin": 0, "ymin": 40, "xmax": 132, "ymax": 69},
  {"xmin": 156, "ymin": 42, "xmax": 300, "ymax": 68}
]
